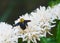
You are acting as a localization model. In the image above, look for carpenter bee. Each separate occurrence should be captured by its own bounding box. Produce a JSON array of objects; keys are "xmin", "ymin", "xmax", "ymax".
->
[{"xmin": 13, "ymin": 18, "xmax": 31, "ymax": 30}]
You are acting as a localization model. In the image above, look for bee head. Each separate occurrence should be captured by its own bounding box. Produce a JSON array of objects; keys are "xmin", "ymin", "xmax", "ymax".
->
[{"xmin": 20, "ymin": 18, "xmax": 24, "ymax": 22}]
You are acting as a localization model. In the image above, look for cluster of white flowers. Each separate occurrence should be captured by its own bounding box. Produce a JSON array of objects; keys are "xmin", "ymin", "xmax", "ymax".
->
[
  {"xmin": 0, "ymin": 3, "xmax": 60, "ymax": 43},
  {"xmin": 0, "ymin": 22, "xmax": 18, "ymax": 43}
]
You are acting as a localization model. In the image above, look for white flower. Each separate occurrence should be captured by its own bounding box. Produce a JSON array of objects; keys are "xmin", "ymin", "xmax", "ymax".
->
[
  {"xmin": 14, "ymin": 6, "xmax": 57, "ymax": 43},
  {"xmin": 14, "ymin": 7, "xmax": 54, "ymax": 43},
  {"xmin": 31, "ymin": 6, "xmax": 55, "ymax": 23},
  {"xmin": 51, "ymin": 4, "xmax": 60, "ymax": 20},
  {"xmin": 13, "ymin": 25, "xmax": 46, "ymax": 43},
  {"xmin": 30, "ymin": 6, "xmax": 55, "ymax": 35},
  {"xmin": 14, "ymin": 13, "xmax": 47, "ymax": 43},
  {"xmin": 0, "ymin": 22, "xmax": 18, "ymax": 43}
]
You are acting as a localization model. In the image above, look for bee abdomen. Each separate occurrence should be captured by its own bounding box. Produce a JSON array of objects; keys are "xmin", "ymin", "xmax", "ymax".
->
[{"xmin": 20, "ymin": 26, "xmax": 26, "ymax": 30}]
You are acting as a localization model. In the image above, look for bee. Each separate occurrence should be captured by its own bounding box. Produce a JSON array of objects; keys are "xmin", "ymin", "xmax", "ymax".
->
[{"xmin": 13, "ymin": 18, "xmax": 31, "ymax": 30}]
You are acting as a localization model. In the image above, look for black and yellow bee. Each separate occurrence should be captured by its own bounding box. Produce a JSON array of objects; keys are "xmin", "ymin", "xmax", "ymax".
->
[{"xmin": 13, "ymin": 18, "xmax": 31, "ymax": 30}]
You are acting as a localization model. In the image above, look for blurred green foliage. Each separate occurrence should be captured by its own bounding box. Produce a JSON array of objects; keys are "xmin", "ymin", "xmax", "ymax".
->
[
  {"xmin": 56, "ymin": 20, "xmax": 60, "ymax": 43},
  {"xmin": 48, "ymin": 0, "xmax": 60, "ymax": 7}
]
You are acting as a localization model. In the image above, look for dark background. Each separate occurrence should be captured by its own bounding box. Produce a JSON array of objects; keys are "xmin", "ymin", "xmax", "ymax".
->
[{"xmin": 0, "ymin": 0, "xmax": 49, "ymax": 24}]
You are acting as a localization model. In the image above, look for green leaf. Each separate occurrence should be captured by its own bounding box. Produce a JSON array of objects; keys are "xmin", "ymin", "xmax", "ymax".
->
[
  {"xmin": 18, "ymin": 38, "xmax": 22, "ymax": 43},
  {"xmin": 40, "ymin": 37, "xmax": 57, "ymax": 43},
  {"xmin": 47, "ymin": 38, "xmax": 57, "ymax": 43},
  {"xmin": 40, "ymin": 37, "xmax": 48, "ymax": 43},
  {"xmin": 48, "ymin": 1, "xmax": 56, "ymax": 7},
  {"xmin": 56, "ymin": 20, "xmax": 60, "ymax": 43},
  {"xmin": 48, "ymin": 0, "xmax": 60, "ymax": 7}
]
